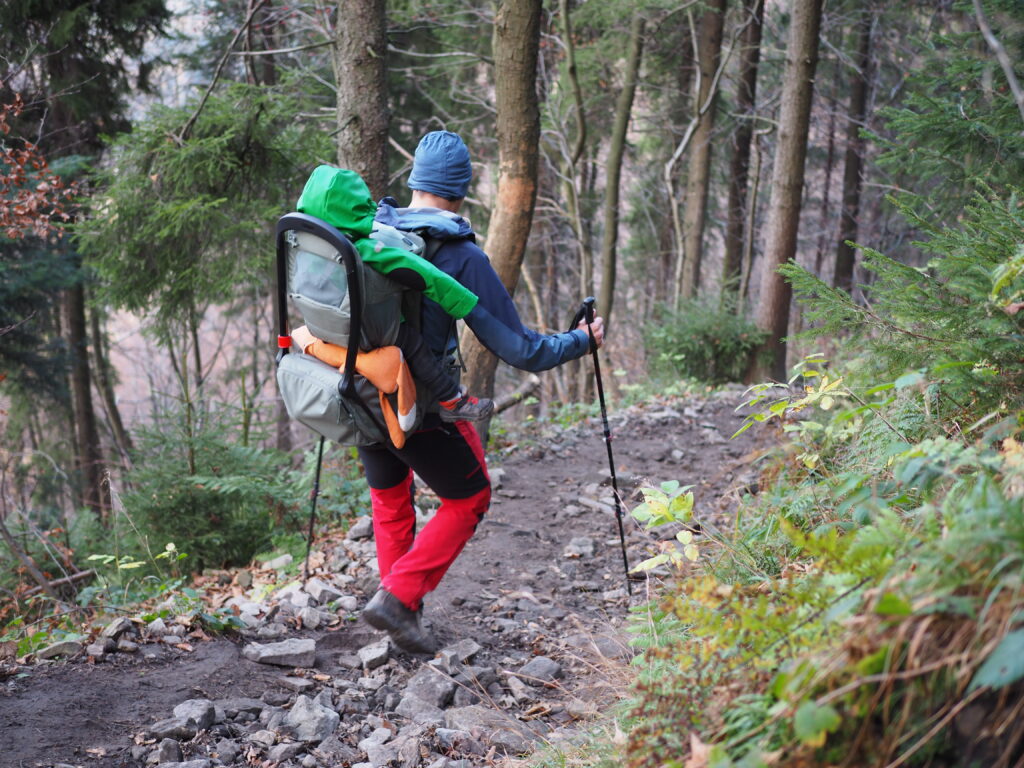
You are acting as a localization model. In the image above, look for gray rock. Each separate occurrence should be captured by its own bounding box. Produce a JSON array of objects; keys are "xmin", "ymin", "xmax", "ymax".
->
[
  {"xmin": 517, "ymin": 656, "xmax": 561, "ymax": 685},
  {"xmin": 155, "ymin": 761, "xmax": 211, "ymax": 768},
  {"xmin": 156, "ymin": 738, "xmax": 182, "ymax": 763},
  {"xmin": 242, "ymin": 638, "xmax": 316, "ymax": 667},
  {"xmin": 302, "ymin": 756, "xmax": 318, "ymax": 768},
  {"xmin": 336, "ymin": 595, "xmax": 359, "ymax": 612},
  {"xmin": 281, "ymin": 675, "xmax": 315, "ymax": 693},
  {"xmin": 336, "ymin": 653, "xmax": 362, "ymax": 669},
  {"xmin": 305, "ymin": 577, "xmax": 343, "ymax": 604},
  {"xmin": 285, "ymin": 694, "xmax": 340, "ymax": 743},
  {"xmin": 147, "ymin": 617, "xmax": 168, "ymax": 635},
  {"xmin": 489, "ymin": 468, "xmax": 506, "ymax": 490},
  {"xmin": 438, "ymin": 639, "xmax": 481, "ymax": 669},
  {"xmin": 268, "ymin": 742, "xmax": 304, "ymax": 762},
  {"xmin": 444, "ymin": 706, "xmax": 537, "ymax": 755},
  {"xmin": 172, "ymin": 699, "xmax": 215, "ymax": 731},
  {"xmin": 435, "ymin": 728, "xmax": 484, "ymax": 755},
  {"xmin": 264, "ymin": 553, "xmax": 294, "ymax": 570},
  {"xmin": 257, "ymin": 622, "xmax": 288, "ymax": 640},
  {"xmin": 563, "ymin": 536, "xmax": 595, "ymax": 559},
  {"xmin": 100, "ymin": 616, "xmax": 134, "ymax": 640},
  {"xmin": 505, "ymin": 674, "xmax": 532, "ymax": 703},
  {"xmin": 404, "ymin": 666, "xmax": 455, "ymax": 708},
  {"xmin": 297, "ymin": 606, "xmax": 324, "ymax": 629},
  {"xmin": 396, "ymin": 694, "xmax": 445, "ymax": 727},
  {"xmin": 216, "ymin": 697, "xmax": 265, "ymax": 716},
  {"xmin": 249, "ymin": 729, "xmax": 277, "ymax": 746},
  {"xmin": 347, "ymin": 516, "xmax": 374, "ymax": 540},
  {"xmin": 117, "ymin": 638, "xmax": 140, "ymax": 653},
  {"xmin": 145, "ymin": 717, "xmax": 196, "ymax": 741},
  {"xmin": 358, "ymin": 638, "xmax": 390, "ymax": 670},
  {"xmin": 36, "ymin": 640, "xmax": 83, "ymax": 660},
  {"xmin": 86, "ymin": 642, "xmax": 108, "ymax": 658},
  {"xmin": 314, "ymin": 734, "xmax": 360, "ymax": 763},
  {"xmin": 213, "ymin": 738, "xmax": 238, "ymax": 764}
]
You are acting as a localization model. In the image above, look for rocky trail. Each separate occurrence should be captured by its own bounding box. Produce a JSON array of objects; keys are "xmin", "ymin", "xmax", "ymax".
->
[{"xmin": 0, "ymin": 388, "xmax": 764, "ymax": 768}]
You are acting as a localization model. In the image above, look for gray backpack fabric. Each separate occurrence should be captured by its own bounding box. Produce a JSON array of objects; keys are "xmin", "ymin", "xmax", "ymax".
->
[{"xmin": 274, "ymin": 215, "xmax": 432, "ymax": 446}]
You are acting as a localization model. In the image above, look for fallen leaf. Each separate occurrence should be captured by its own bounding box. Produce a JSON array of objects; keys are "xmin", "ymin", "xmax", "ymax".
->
[{"xmin": 685, "ymin": 732, "xmax": 712, "ymax": 768}]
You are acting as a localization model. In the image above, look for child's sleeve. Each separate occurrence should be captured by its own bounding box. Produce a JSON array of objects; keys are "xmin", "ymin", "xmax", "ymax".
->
[{"xmin": 354, "ymin": 240, "xmax": 478, "ymax": 319}]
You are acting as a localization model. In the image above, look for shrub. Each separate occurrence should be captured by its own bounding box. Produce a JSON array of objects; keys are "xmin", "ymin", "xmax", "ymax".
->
[
  {"xmin": 644, "ymin": 299, "xmax": 767, "ymax": 384},
  {"xmin": 118, "ymin": 402, "xmax": 310, "ymax": 572}
]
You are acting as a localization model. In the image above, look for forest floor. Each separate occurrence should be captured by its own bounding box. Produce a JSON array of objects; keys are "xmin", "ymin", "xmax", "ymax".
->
[{"xmin": 0, "ymin": 386, "xmax": 767, "ymax": 768}]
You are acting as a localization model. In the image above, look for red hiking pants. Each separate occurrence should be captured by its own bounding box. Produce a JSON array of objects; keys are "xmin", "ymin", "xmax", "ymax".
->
[{"xmin": 357, "ymin": 418, "xmax": 490, "ymax": 611}]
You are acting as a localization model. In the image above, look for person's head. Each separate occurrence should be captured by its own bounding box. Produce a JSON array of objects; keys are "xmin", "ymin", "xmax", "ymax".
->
[{"xmin": 408, "ymin": 130, "xmax": 471, "ymax": 211}]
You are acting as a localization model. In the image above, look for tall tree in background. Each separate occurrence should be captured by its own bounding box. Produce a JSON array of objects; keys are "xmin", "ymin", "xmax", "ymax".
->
[
  {"xmin": 747, "ymin": 0, "xmax": 823, "ymax": 381},
  {"xmin": 0, "ymin": 0, "xmax": 169, "ymax": 519},
  {"xmin": 332, "ymin": 0, "xmax": 389, "ymax": 197},
  {"xmin": 461, "ymin": 0, "xmax": 543, "ymax": 413},
  {"xmin": 832, "ymin": 6, "xmax": 873, "ymax": 293},
  {"xmin": 721, "ymin": 0, "xmax": 764, "ymax": 296},
  {"xmin": 597, "ymin": 13, "xmax": 645, "ymax": 328},
  {"xmin": 679, "ymin": 0, "xmax": 727, "ymax": 299}
]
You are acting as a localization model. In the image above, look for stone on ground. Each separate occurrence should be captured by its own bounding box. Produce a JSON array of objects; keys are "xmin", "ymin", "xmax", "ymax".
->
[
  {"xmin": 36, "ymin": 640, "xmax": 82, "ymax": 660},
  {"xmin": 358, "ymin": 638, "xmax": 390, "ymax": 670},
  {"xmin": 396, "ymin": 693, "xmax": 445, "ymax": 727},
  {"xmin": 242, "ymin": 638, "xmax": 316, "ymax": 667},
  {"xmin": 444, "ymin": 705, "xmax": 538, "ymax": 755},
  {"xmin": 516, "ymin": 656, "xmax": 562, "ymax": 685},
  {"xmin": 404, "ymin": 665, "xmax": 455, "ymax": 708},
  {"xmin": 172, "ymin": 699, "xmax": 215, "ymax": 730},
  {"xmin": 284, "ymin": 694, "xmax": 340, "ymax": 743}
]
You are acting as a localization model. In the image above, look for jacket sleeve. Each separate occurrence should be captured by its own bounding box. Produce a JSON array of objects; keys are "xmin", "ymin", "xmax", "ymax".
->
[
  {"xmin": 355, "ymin": 239, "xmax": 478, "ymax": 319},
  {"xmin": 452, "ymin": 245, "xmax": 590, "ymax": 371}
]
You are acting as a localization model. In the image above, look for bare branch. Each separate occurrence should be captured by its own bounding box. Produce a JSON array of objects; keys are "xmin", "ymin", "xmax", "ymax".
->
[{"xmin": 973, "ymin": 0, "xmax": 1024, "ymax": 125}]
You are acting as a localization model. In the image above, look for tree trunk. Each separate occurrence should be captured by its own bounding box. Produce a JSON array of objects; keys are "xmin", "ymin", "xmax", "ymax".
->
[
  {"xmin": 722, "ymin": 0, "xmax": 764, "ymax": 295},
  {"xmin": 597, "ymin": 14, "xmax": 645, "ymax": 327},
  {"xmin": 65, "ymin": 284, "xmax": 110, "ymax": 518},
  {"xmin": 332, "ymin": 0, "xmax": 389, "ymax": 198},
  {"xmin": 88, "ymin": 305, "xmax": 133, "ymax": 463},
  {"xmin": 460, "ymin": 0, "xmax": 542, "ymax": 425},
  {"xmin": 833, "ymin": 9, "xmax": 873, "ymax": 293},
  {"xmin": 746, "ymin": 0, "xmax": 823, "ymax": 382},
  {"xmin": 679, "ymin": 0, "xmax": 727, "ymax": 300}
]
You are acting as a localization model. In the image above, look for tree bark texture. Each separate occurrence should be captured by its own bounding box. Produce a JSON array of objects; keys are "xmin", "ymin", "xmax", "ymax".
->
[
  {"xmin": 679, "ymin": 0, "xmax": 727, "ymax": 300},
  {"xmin": 65, "ymin": 284, "xmax": 110, "ymax": 518},
  {"xmin": 748, "ymin": 0, "xmax": 823, "ymax": 382},
  {"xmin": 597, "ymin": 14, "xmax": 645, "ymax": 327},
  {"xmin": 722, "ymin": 0, "xmax": 764, "ymax": 294},
  {"xmin": 88, "ymin": 306, "xmax": 133, "ymax": 463},
  {"xmin": 460, "ymin": 0, "xmax": 542, "ymax": 414},
  {"xmin": 332, "ymin": 0, "xmax": 389, "ymax": 198},
  {"xmin": 833, "ymin": 9, "xmax": 873, "ymax": 293}
]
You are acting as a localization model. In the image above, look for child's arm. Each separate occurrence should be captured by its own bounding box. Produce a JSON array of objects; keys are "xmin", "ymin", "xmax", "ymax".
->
[{"xmin": 353, "ymin": 239, "xmax": 478, "ymax": 319}]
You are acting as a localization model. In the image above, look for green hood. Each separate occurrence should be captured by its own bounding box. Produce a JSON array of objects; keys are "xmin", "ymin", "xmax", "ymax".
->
[{"xmin": 296, "ymin": 165, "xmax": 377, "ymax": 237}]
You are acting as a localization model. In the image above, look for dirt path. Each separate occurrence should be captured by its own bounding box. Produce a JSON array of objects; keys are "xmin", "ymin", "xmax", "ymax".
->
[{"xmin": 0, "ymin": 388, "xmax": 763, "ymax": 768}]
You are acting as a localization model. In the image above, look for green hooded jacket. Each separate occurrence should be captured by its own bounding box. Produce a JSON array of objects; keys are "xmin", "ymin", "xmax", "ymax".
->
[{"xmin": 296, "ymin": 165, "xmax": 478, "ymax": 319}]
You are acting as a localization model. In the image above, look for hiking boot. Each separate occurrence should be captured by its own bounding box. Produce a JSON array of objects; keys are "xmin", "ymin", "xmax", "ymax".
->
[
  {"xmin": 362, "ymin": 588, "xmax": 437, "ymax": 655},
  {"xmin": 439, "ymin": 388, "xmax": 495, "ymax": 423}
]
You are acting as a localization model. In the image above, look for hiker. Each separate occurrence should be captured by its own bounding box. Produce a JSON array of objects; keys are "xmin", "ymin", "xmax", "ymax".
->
[
  {"xmin": 360, "ymin": 130, "xmax": 605, "ymax": 653},
  {"xmin": 295, "ymin": 165, "xmax": 494, "ymax": 423}
]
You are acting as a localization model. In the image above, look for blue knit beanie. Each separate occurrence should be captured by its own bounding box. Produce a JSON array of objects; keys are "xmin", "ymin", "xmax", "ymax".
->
[{"xmin": 407, "ymin": 131, "xmax": 472, "ymax": 200}]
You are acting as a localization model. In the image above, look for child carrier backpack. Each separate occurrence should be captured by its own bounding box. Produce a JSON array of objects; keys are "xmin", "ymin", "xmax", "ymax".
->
[{"xmin": 274, "ymin": 212, "xmax": 433, "ymax": 447}]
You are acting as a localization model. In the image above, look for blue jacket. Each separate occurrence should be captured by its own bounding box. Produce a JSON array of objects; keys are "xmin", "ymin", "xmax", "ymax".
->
[{"xmin": 375, "ymin": 199, "xmax": 590, "ymax": 371}]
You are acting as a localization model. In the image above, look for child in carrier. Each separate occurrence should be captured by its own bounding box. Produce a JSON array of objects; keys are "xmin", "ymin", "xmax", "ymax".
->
[{"xmin": 295, "ymin": 165, "xmax": 493, "ymax": 423}]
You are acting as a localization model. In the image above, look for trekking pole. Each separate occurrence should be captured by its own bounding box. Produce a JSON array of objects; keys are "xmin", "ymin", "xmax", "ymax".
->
[
  {"xmin": 570, "ymin": 297, "xmax": 633, "ymax": 595},
  {"xmin": 303, "ymin": 436, "xmax": 326, "ymax": 582}
]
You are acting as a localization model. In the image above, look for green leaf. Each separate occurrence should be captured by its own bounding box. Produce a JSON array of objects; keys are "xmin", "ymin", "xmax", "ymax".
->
[
  {"xmin": 793, "ymin": 700, "xmax": 841, "ymax": 747},
  {"xmin": 970, "ymin": 629, "xmax": 1024, "ymax": 691},
  {"xmin": 630, "ymin": 554, "xmax": 669, "ymax": 572},
  {"xmin": 660, "ymin": 480, "xmax": 681, "ymax": 494},
  {"xmin": 875, "ymin": 592, "xmax": 913, "ymax": 616}
]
